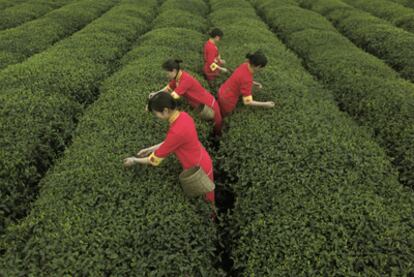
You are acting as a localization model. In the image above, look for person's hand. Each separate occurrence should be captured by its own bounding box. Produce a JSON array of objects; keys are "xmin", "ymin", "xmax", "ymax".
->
[
  {"xmin": 136, "ymin": 148, "xmax": 152, "ymax": 158},
  {"xmin": 148, "ymin": 91, "xmax": 160, "ymax": 99},
  {"xmin": 123, "ymin": 157, "xmax": 137, "ymax": 168},
  {"xmin": 220, "ymin": 67, "xmax": 229, "ymax": 73},
  {"xmin": 254, "ymin": 82, "xmax": 263, "ymax": 90},
  {"xmin": 266, "ymin": 101, "xmax": 275, "ymax": 108},
  {"xmin": 220, "ymin": 59, "xmax": 226, "ymax": 64}
]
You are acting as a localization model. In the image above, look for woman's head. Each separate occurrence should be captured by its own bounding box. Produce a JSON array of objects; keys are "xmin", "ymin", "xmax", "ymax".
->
[
  {"xmin": 162, "ymin": 59, "xmax": 183, "ymax": 80},
  {"xmin": 209, "ymin": 28, "xmax": 223, "ymax": 41},
  {"xmin": 148, "ymin": 91, "xmax": 177, "ymax": 120},
  {"xmin": 246, "ymin": 50, "xmax": 267, "ymax": 71}
]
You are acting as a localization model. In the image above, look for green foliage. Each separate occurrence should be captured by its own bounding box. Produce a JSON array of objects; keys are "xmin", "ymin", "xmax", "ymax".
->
[
  {"xmin": 0, "ymin": 0, "xmax": 28, "ymax": 10},
  {"xmin": 153, "ymin": 9, "xmax": 208, "ymax": 33},
  {"xmin": 2, "ymin": 0, "xmax": 414, "ymax": 275},
  {"xmin": 0, "ymin": 0, "xmax": 158, "ymax": 231},
  {"xmin": 0, "ymin": 0, "xmax": 74, "ymax": 30},
  {"xmin": 257, "ymin": 0, "xmax": 414, "ymax": 188},
  {"xmin": 209, "ymin": 0, "xmax": 414, "ymax": 275},
  {"xmin": 387, "ymin": 0, "xmax": 414, "ymax": 9},
  {"xmin": 1, "ymin": 0, "xmax": 222, "ymax": 275},
  {"xmin": 0, "ymin": 90, "xmax": 82, "ymax": 232},
  {"xmin": 0, "ymin": 0, "xmax": 118, "ymax": 69},
  {"xmin": 299, "ymin": 0, "xmax": 414, "ymax": 83},
  {"xmin": 159, "ymin": 0, "xmax": 209, "ymax": 16},
  {"xmin": 341, "ymin": 0, "xmax": 414, "ymax": 34}
]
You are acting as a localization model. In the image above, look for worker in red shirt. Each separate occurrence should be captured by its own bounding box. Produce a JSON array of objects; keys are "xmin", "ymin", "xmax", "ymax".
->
[
  {"xmin": 218, "ymin": 51, "xmax": 275, "ymax": 117},
  {"xmin": 123, "ymin": 92, "xmax": 216, "ymax": 211},
  {"xmin": 203, "ymin": 28, "xmax": 228, "ymax": 88},
  {"xmin": 150, "ymin": 59, "xmax": 223, "ymax": 135}
]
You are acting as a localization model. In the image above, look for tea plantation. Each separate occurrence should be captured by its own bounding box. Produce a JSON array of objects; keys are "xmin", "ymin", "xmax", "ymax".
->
[{"xmin": 1, "ymin": 0, "xmax": 413, "ymax": 275}]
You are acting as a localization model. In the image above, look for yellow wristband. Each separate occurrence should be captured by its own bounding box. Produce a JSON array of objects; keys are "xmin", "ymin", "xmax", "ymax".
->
[
  {"xmin": 210, "ymin": 63, "xmax": 218, "ymax": 71},
  {"xmin": 243, "ymin": 95, "xmax": 253, "ymax": 104},
  {"xmin": 149, "ymin": 152, "xmax": 164, "ymax": 166}
]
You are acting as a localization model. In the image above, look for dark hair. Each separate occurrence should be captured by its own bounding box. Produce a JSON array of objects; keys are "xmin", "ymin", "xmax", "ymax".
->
[
  {"xmin": 246, "ymin": 50, "xmax": 267, "ymax": 67},
  {"xmin": 148, "ymin": 92, "xmax": 177, "ymax": 113},
  {"xmin": 209, "ymin": 28, "xmax": 223, "ymax": 38},
  {"xmin": 162, "ymin": 59, "xmax": 183, "ymax": 71}
]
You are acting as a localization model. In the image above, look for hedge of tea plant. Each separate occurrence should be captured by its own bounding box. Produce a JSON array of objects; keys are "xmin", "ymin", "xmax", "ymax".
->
[
  {"xmin": 0, "ymin": 0, "xmax": 118, "ymax": 69},
  {"xmin": 0, "ymin": 0, "xmax": 28, "ymax": 10},
  {"xmin": 152, "ymin": 9, "xmax": 208, "ymax": 33},
  {"xmin": 0, "ymin": 1, "xmax": 224, "ymax": 275},
  {"xmin": 160, "ymin": 0, "xmax": 209, "ymax": 16},
  {"xmin": 0, "ymin": 0, "xmax": 158, "ymax": 232},
  {"xmin": 387, "ymin": 0, "xmax": 414, "ymax": 9},
  {"xmin": 341, "ymin": 0, "xmax": 414, "ymax": 34},
  {"xmin": 298, "ymin": 0, "xmax": 414, "ymax": 83},
  {"xmin": 0, "ymin": 0, "xmax": 74, "ymax": 30},
  {"xmin": 209, "ymin": 0, "xmax": 414, "ymax": 275},
  {"xmin": 122, "ymin": 0, "xmax": 213, "ymax": 134},
  {"xmin": 253, "ymin": 0, "xmax": 414, "ymax": 188}
]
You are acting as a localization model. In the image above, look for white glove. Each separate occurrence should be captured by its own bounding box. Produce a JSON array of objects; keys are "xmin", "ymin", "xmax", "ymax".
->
[
  {"xmin": 267, "ymin": 101, "xmax": 275, "ymax": 108},
  {"xmin": 220, "ymin": 67, "xmax": 228, "ymax": 73},
  {"xmin": 148, "ymin": 91, "xmax": 157, "ymax": 99},
  {"xmin": 123, "ymin": 157, "xmax": 137, "ymax": 168},
  {"xmin": 136, "ymin": 148, "xmax": 152, "ymax": 158}
]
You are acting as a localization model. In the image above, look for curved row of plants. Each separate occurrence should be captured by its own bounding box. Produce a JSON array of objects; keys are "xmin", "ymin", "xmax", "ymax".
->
[
  {"xmin": 209, "ymin": 0, "xmax": 414, "ymax": 275},
  {"xmin": 388, "ymin": 0, "xmax": 414, "ymax": 9},
  {"xmin": 0, "ymin": 0, "xmax": 159, "ymax": 232},
  {"xmin": 341, "ymin": 0, "xmax": 414, "ymax": 34},
  {"xmin": 298, "ymin": 0, "xmax": 414, "ymax": 83},
  {"xmin": 254, "ymin": 0, "xmax": 414, "ymax": 188},
  {"xmin": 0, "ymin": 0, "xmax": 28, "ymax": 10},
  {"xmin": 0, "ymin": 0, "xmax": 119, "ymax": 70},
  {"xmin": 1, "ymin": 0, "xmax": 225, "ymax": 275},
  {"xmin": 0, "ymin": 0, "xmax": 74, "ymax": 30}
]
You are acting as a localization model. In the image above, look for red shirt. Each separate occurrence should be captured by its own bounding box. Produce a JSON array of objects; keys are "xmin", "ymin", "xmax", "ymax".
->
[
  {"xmin": 218, "ymin": 63, "xmax": 253, "ymax": 112},
  {"xmin": 152, "ymin": 112, "xmax": 212, "ymax": 172},
  {"xmin": 168, "ymin": 71, "xmax": 216, "ymax": 108},
  {"xmin": 203, "ymin": 39, "xmax": 220, "ymax": 75}
]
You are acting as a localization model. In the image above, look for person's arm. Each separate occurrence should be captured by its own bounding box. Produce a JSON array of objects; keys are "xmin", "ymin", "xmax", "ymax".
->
[
  {"xmin": 217, "ymin": 66, "xmax": 228, "ymax": 73},
  {"xmin": 172, "ymin": 77, "xmax": 193, "ymax": 100},
  {"xmin": 164, "ymin": 81, "xmax": 181, "ymax": 100},
  {"xmin": 218, "ymin": 54, "xmax": 225, "ymax": 64},
  {"xmin": 243, "ymin": 97, "xmax": 275, "ymax": 108},
  {"xmin": 210, "ymin": 60, "xmax": 229, "ymax": 72},
  {"xmin": 207, "ymin": 46, "xmax": 228, "ymax": 73},
  {"xmin": 123, "ymin": 129, "xmax": 181, "ymax": 168},
  {"xmin": 253, "ymin": 81, "xmax": 263, "ymax": 90},
  {"xmin": 206, "ymin": 47, "xmax": 219, "ymax": 71},
  {"xmin": 213, "ymin": 58, "xmax": 228, "ymax": 73},
  {"xmin": 136, "ymin": 143, "xmax": 163, "ymax": 157},
  {"xmin": 123, "ymin": 142, "xmax": 163, "ymax": 168},
  {"xmin": 148, "ymin": 129, "xmax": 182, "ymax": 166},
  {"xmin": 148, "ymin": 82, "xmax": 175, "ymax": 99},
  {"xmin": 123, "ymin": 156, "xmax": 151, "ymax": 167},
  {"xmin": 241, "ymin": 80, "xmax": 275, "ymax": 108}
]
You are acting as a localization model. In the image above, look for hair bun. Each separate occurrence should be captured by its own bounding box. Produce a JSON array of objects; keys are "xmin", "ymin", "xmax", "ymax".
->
[{"xmin": 245, "ymin": 53, "xmax": 252, "ymax": 59}]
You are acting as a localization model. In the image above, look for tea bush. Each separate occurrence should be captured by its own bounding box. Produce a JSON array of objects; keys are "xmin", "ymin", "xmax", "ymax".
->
[
  {"xmin": 255, "ymin": 0, "xmax": 414, "ymax": 188},
  {"xmin": 209, "ymin": 0, "xmax": 414, "ymax": 275},
  {"xmin": 0, "ymin": 0, "xmax": 74, "ymax": 30},
  {"xmin": 0, "ymin": 0, "xmax": 118, "ymax": 69},
  {"xmin": 299, "ymin": 0, "xmax": 414, "ymax": 83},
  {"xmin": 341, "ymin": 0, "xmax": 414, "ymax": 34},
  {"xmin": 0, "ymin": 0, "xmax": 158, "ymax": 232},
  {"xmin": 1, "ymin": 1, "xmax": 223, "ymax": 275}
]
